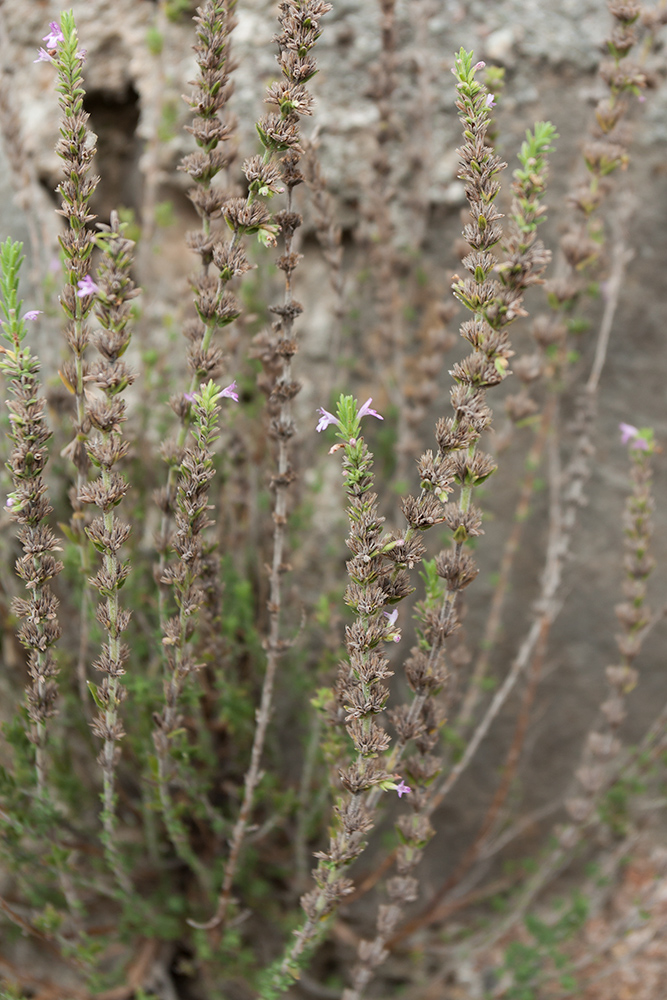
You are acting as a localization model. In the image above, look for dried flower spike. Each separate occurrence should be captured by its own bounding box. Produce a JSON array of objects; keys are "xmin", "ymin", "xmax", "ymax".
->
[
  {"xmin": 45, "ymin": 11, "xmax": 101, "ymax": 704},
  {"xmin": 78, "ymin": 213, "xmax": 138, "ymax": 893},
  {"xmin": 156, "ymin": 0, "xmax": 239, "ymax": 581},
  {"xmin": 268, "ymin": 393, "xmax": 408, "ymax": 992},
  {"xmin": 0, "ymin": 238, "xmax": 63, "ymax": 796},
  {"xmin": 155, "ymin": 378, "xmax": 238, "ymax": 887},
  {"xmin": 196, "ymin": 0, "xmax": 333, "ymax": 938}
]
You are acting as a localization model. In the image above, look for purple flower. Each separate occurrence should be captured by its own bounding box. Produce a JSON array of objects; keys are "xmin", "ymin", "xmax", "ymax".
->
[
  {"xmin": 396, "ymin": 780, "xmax": 411, "ymax": 798},
  {"xmin": 43, "ymin": 22, "xmax": 64, "ymax": 47},
  {"xmin": 619, "ymin": 423, "xmax": 649, "ymax": 451},
  {"xmin": 34, "ymin": 48, "xmax": 54, "ymax": 64},
  {"xmin": 76, "ymin": 275, "xmax": 99, "ymax": 298},
  {"xmin": 357, "ymin": 398, "xmax": 383, "ymax": 422},
  {"xmin": 485, "ymin": 93, "xmax": 496, "ymax": 109},
  {"xmin": 473, "ymin": 61, "xmax": 486, "ymax": 71},
  {"xmin": 317, "ymin": 397, "xmax": 384, "ymax": 435},
  {"xmin": 619, "ymin": 422, "xmax": 639, "ymax": 444},
  {"xmin": 316, "ymin": 407, "xmax": 338, "ymax": 433},
  {"xmin": 24, "ymin": 310, "xmax": 43, "ymax": 321},
  {"xmin": 220, "ymin": 381, "xmax": 239, "ymax": 402}
]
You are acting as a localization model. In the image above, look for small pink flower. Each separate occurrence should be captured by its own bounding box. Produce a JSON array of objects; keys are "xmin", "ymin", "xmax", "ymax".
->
[
  {"xmin": 24, "ymin": 310, "xmax": 43, "ymax": 321},
  {"xmin": 619, "ymin": 422, "xmax": 639, "ymax": 444},
  {"xmin": 34, "ymin": 48, "xmax": 54, "ymax": 63},
  {"xmin": 43, "ymin": 22, "xmax": 64, "ymax": 47},
  {"xmin": 76, "ymin": 275, "xmax": 99, "ymax": 298},
  {"xmin": 317, "ymin": 397, "xmax": 384, "ymax": 434},
  {"xmin": 396, "ymin": 780, "xmax": 411, "ymax": 798},
  {"xmin": 473, "ymin": 61, "xmax": 486, "ymax": 71},
  {"xmin": 357, "ymin": 398, "xmax": 383, "ymax": 422},
  {"xmin": 638, "ymin": 94, "xmax": 646, "ymax": 104},
  {"xmin": 220, "ymin": 381, "xmax": 239, "ymax": 402},
  {"xmin": 619, "ymin": 422, "xmax": 649, "ymax": 451},
  {"xmin": 183, "ymin": 392, "xmax": 196, "ymax": 403},
  {"xmin": 316, "ymin": 407, "xmax": 338, "ymax": 433},
  {"xmin": 485, "ymin": 93, "xmax": 496, "ymax": 109}
]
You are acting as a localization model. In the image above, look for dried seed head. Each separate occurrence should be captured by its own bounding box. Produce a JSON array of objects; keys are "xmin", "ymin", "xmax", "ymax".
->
[
  {"xmin": 531, "ymin": 314, "xmax": 567, "ymax": 348},
  {"xmin": 435, "ymin": 551, "xmax": 479, "ymax": 591},
  {"xmin": 513, "ymin": 353, "xmax": 543, "ymax": 384},
  {"xmin": 212, "ymin": 241, "xmax": 253, "ymax": 280},
  {"xmin": 505, "ymin": 391, "xmax": 539, "ymax": 423},
  {"xmin": 400, "ymin": 494, "xmax": 446, "ymax": 530}
]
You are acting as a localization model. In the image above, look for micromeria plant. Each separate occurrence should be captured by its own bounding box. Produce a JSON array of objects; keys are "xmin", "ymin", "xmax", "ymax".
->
[
  {"xmin": 0, "ymin": 239, "xmax": 62, "ymax": 797},
  {"xmin": 563, "ymin": 423, "xmax": 656, "ymax": 840},
  {"xmin": 155, "ymin": 377, "xmax": 238, "ymax": 887},
  {"xmin": 48, "ymin": 12, "xmax": 100, "ymax": 705},
  {"xmin": 51, "ymin": 11, "xmax": 98, "ymax": 480},
  {"xmin": 153, "ymin": 0, "xmax": 241, "ymax": 884},
  {"xmin": 340, "ymin": 55, "xmax": 558, "ymax": 1000},
  {"xmin": 204, "ymin": 0, "xmax": 334, "ymax": 931},
  {"xmin": 510, "ymin": 0, "xmax": 648, "ymax": 431},
  {"xmin": 155, "ymin": 0, "xmax": 241, "ymax": 589},
  {"xmin": 265, "ymin": 394, "xmax": 412, "ymax": 995},
  {"xmin": 0, "ymin": 3, "xmax": 664, "ymax": 998},
  {"xmin": 78, "ymin": 214, "xmax": 137, "ymax": 893}
]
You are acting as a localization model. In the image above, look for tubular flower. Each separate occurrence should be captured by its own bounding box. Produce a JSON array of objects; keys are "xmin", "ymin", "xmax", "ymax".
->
[{"xmin": 620, "ymin": 422, "xmax": 649, "ymax": 451}]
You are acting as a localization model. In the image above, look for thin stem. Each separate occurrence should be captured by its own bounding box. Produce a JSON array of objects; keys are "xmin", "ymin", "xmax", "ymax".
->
[
  {"xmin": 295, "ymin": 707, "xmax": 323, "ymax": 889},
  {"xmin": 193, "ymin": 185, "xmax": 298, "ymax": 931},
  {"xmin": 396, "ymin": 431, "xmax": 561, "ymax": 944},
  {"xmin": 587, "ymin": 237, "xmax": 634, "ymax": 394},
  {"xmin": 425, "ymin": 226, "xmax": 629, "ymax": 819},
  {"xmin": 189, "ymin": 0, "xmax": 333, "ymax": 939},
  {"xmin": 154, "ymin": 380, "xmax": 233, "ymax": 889},
  {"xmin": 455, "ymin": 397, "xmax": 555, "ymax": 734}
]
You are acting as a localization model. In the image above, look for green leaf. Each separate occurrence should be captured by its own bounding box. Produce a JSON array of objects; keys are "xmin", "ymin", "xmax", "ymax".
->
[{"xmin": 86, "ymin": 681, "xmax": 106, "ymax": 711}]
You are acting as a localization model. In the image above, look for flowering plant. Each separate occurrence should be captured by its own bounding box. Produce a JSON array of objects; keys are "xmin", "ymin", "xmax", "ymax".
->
[{"xmin": 0, "ymin": 4, "xmax": 662, "ymax": 999}]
